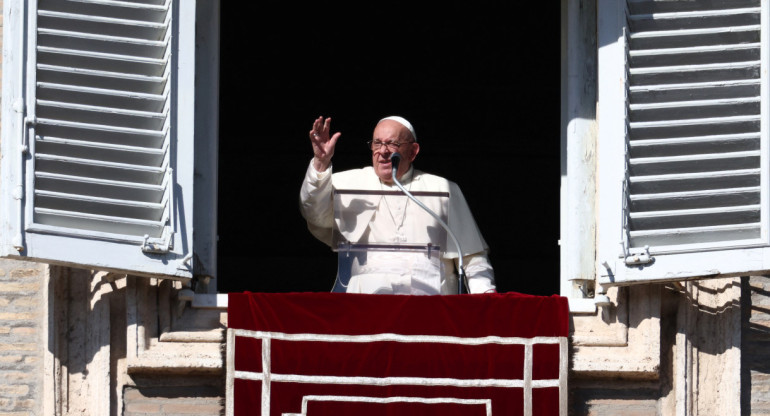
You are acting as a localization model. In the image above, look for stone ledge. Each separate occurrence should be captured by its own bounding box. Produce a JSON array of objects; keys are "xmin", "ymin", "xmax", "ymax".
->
[
  {"xmin": 159, "ymin": 329, "xmax": 225, "ymax": 343},
  {"xmin": 127, "ymin": 342, "xmax": 224, "ymax": 375},
  {"xmin": 569, "ymin": 285, "xmax": 662, "ymax": 380},
  {"xmin": 570, "ymin": 346, "xmax": 660, "ymax": 380}
]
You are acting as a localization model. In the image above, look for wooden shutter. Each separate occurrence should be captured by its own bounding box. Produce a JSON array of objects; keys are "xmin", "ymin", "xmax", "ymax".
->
[
  {"xmin": 0, "ymin": 0, "xmax": 211, "ymax": 279},
  {"xmin": 597, "ymin": 0, "xmax": 770, "ymax": 285},
  {"xmin": 626, "ymin": 0, "xmax": 762, "ymax": 249},
  {"xmin": 33, "ymin": 0, "xmax": 174, "ymax": 245}
]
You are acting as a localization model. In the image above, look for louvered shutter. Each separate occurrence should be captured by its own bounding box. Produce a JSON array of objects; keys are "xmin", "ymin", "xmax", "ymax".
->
[
  {"xmin": 0, "ymin": 0, "xmax": 211, "ymax": 279},
  {"xmin": 597, "ymin": 0, "xmax": 770, "ymax": 285}
]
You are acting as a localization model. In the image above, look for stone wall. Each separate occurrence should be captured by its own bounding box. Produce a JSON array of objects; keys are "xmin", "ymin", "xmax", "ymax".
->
[
  {"xmin": 44, "ymin": 269, "xmax": 226, "ymax": 416},
  {"xmin": 122, "ymin": 276, "xmax": 225, "ymax": 416},
  {"xmin": 570, "ymin": 278, "xmax": 743, "ymax": 415},
  {"xmin": 124, "ymin": 384, "xmax": 223, "ymax": 416},
  {"xmin": 0, "ymin": 259, "xmax": 46, "ymax": 416}
]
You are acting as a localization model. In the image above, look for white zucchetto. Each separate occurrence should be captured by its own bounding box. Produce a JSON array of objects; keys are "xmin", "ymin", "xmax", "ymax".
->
[{"xmin": 379, "ymin": 116, "xmax": 417, "ymax": 141}]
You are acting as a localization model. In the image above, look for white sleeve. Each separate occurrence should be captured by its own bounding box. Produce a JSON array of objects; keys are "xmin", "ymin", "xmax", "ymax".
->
[
  {"xmin": 299, "ymin": 159, "xmax": 334, "ymax": 246},
  {"xmin": 460, "ymin": 252, "xmax": 496, "ymax": 294}
]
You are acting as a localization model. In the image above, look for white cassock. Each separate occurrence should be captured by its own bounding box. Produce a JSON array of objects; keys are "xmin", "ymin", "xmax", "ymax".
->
[{"xmin": 300, "ymin": 159, "xmax": 496, "ymax": 295}]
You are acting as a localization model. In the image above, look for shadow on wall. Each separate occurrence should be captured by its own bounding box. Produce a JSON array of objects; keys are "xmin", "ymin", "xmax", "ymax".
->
[{"xmin": 742, "ymin": 276, "xmax": 770, "ymax": 415}]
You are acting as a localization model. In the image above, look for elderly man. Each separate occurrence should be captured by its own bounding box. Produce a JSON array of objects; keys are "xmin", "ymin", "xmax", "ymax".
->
[{"xmin": 300, "ymin": 115, "xmax": 496, "ymax": 294}]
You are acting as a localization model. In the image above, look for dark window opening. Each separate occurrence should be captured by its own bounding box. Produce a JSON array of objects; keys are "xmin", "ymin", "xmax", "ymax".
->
[{"xmin": 217, "ymin": 3, "xmax": 561, "ymax": 295}]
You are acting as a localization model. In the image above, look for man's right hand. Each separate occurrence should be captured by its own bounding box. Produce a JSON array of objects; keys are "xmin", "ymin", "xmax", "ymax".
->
[{"xmin": 309, "ymin": 116, "xmax": 341, "ymax": 172}]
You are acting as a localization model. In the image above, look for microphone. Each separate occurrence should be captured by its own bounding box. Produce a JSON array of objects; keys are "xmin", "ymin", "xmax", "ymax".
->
[
  {"xmin": 390, "ymin": 152, "xmax": 401, "ymax": 174},
  {"xmin": 389, "ymin": 153, "xmax": 470, "ymax": 294}
]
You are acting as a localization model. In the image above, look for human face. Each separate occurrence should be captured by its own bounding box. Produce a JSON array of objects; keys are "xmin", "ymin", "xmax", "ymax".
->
[{"xmin": 371, "ymin": 120, "xmax": 419, "ymax": 184}]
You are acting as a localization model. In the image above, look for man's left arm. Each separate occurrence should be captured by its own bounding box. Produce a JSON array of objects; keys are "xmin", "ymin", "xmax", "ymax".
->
[
  {"xmin": 443, "ymin": 181, "xmax": 496, "ymax": 293},
  {"xmin": 459, "ymin": 252, "xmax": 496, "ymax": 294}
]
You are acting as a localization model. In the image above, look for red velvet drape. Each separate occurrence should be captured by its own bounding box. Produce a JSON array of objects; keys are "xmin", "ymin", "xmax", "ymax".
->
[{"xmin": 228, "ymin": 292, "xmax": 568, "ymax": 416}]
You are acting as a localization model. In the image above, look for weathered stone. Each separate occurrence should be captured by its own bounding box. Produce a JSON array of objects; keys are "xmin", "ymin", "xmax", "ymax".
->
[
  {"xmin": 0, "ymin": 344, "xmax": 36, "ymax": 352},
  {"xmin": 0, "ymin": 283, "xmax": 38, "ymax": 293},
  {"xmin": 9, "ymin": 328, "xmax": 35, "ymax": 336},
  {"xmin": 0, "ymin": 385, "xmax": 29, "ymax": 397},
  {"xmin": 0, "ymin": 313, "xmax": 35, "ymax": 322},
  {"xmin": 8, "ymin": 269, "xmax": 40, "ymax": 279}
]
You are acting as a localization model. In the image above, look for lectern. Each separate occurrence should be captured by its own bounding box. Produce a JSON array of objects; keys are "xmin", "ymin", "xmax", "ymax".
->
[{"xmin": 331, "ymin": 189, "xmax": 450, "ymax": 295}]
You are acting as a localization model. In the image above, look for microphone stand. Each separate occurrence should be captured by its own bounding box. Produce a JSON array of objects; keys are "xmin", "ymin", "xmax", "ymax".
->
[{"xmin": 390, "ymin": 153, "xmax": 470, "ymax": 294}]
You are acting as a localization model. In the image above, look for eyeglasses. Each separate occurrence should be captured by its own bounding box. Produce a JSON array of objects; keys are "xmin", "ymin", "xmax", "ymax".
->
[{"xmin": 367, "ymin": 139, "xmax": 415, "ymax": 152}]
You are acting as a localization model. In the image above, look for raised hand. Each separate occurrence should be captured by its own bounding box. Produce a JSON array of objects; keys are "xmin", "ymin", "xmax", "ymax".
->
[{"xmin": 309, "ymin": 116, "xmax": 341, "ymax": 172}]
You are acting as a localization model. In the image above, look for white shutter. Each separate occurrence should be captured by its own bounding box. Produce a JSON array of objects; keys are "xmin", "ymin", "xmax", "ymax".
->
[
  {"xmin": 0, "ymin": 0, "xmax": 211, "ymax": 279},
  {"xmin": 597, "ymin": 0, "xmax": 770, "ymax": 285}
]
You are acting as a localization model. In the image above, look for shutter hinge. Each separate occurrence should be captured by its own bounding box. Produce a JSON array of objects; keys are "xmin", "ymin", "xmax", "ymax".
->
[
  {"xmin": 11, "ymin": 186, "xmax": 23, "ymax": 252},
  {"xmin": 12, "ymin": 99, "xmax": 32, "ymax": 253},
  {"xmin": 177, "ymin": 252, "xmax": 193, "ymax": 272},
  {"xmin": 141, "ymin": 228, "xmax": 174, "ymax": 254},
  {"xmin": 141, "ymin": 167, "xmax": 175, "ymax": 254},
  {"xmin": 620, "ymin": 176, "xmax": 653, "ymax": 266},
  {"xmin": 21, "ymin": 116, "xmax": 36, "ymax": 154},
  {"xmin": 621, "ymin": 243, "xmax": 653, "ymax": 266},
  {"xmin": 15, "ymin": 99, "xmax": 35, "ymax": 154}
]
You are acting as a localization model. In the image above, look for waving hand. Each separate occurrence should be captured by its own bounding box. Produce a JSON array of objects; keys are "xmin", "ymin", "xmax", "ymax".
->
[{"xmin": 309, "ymin": 116, "xmax": 341, "ymax": 172}]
